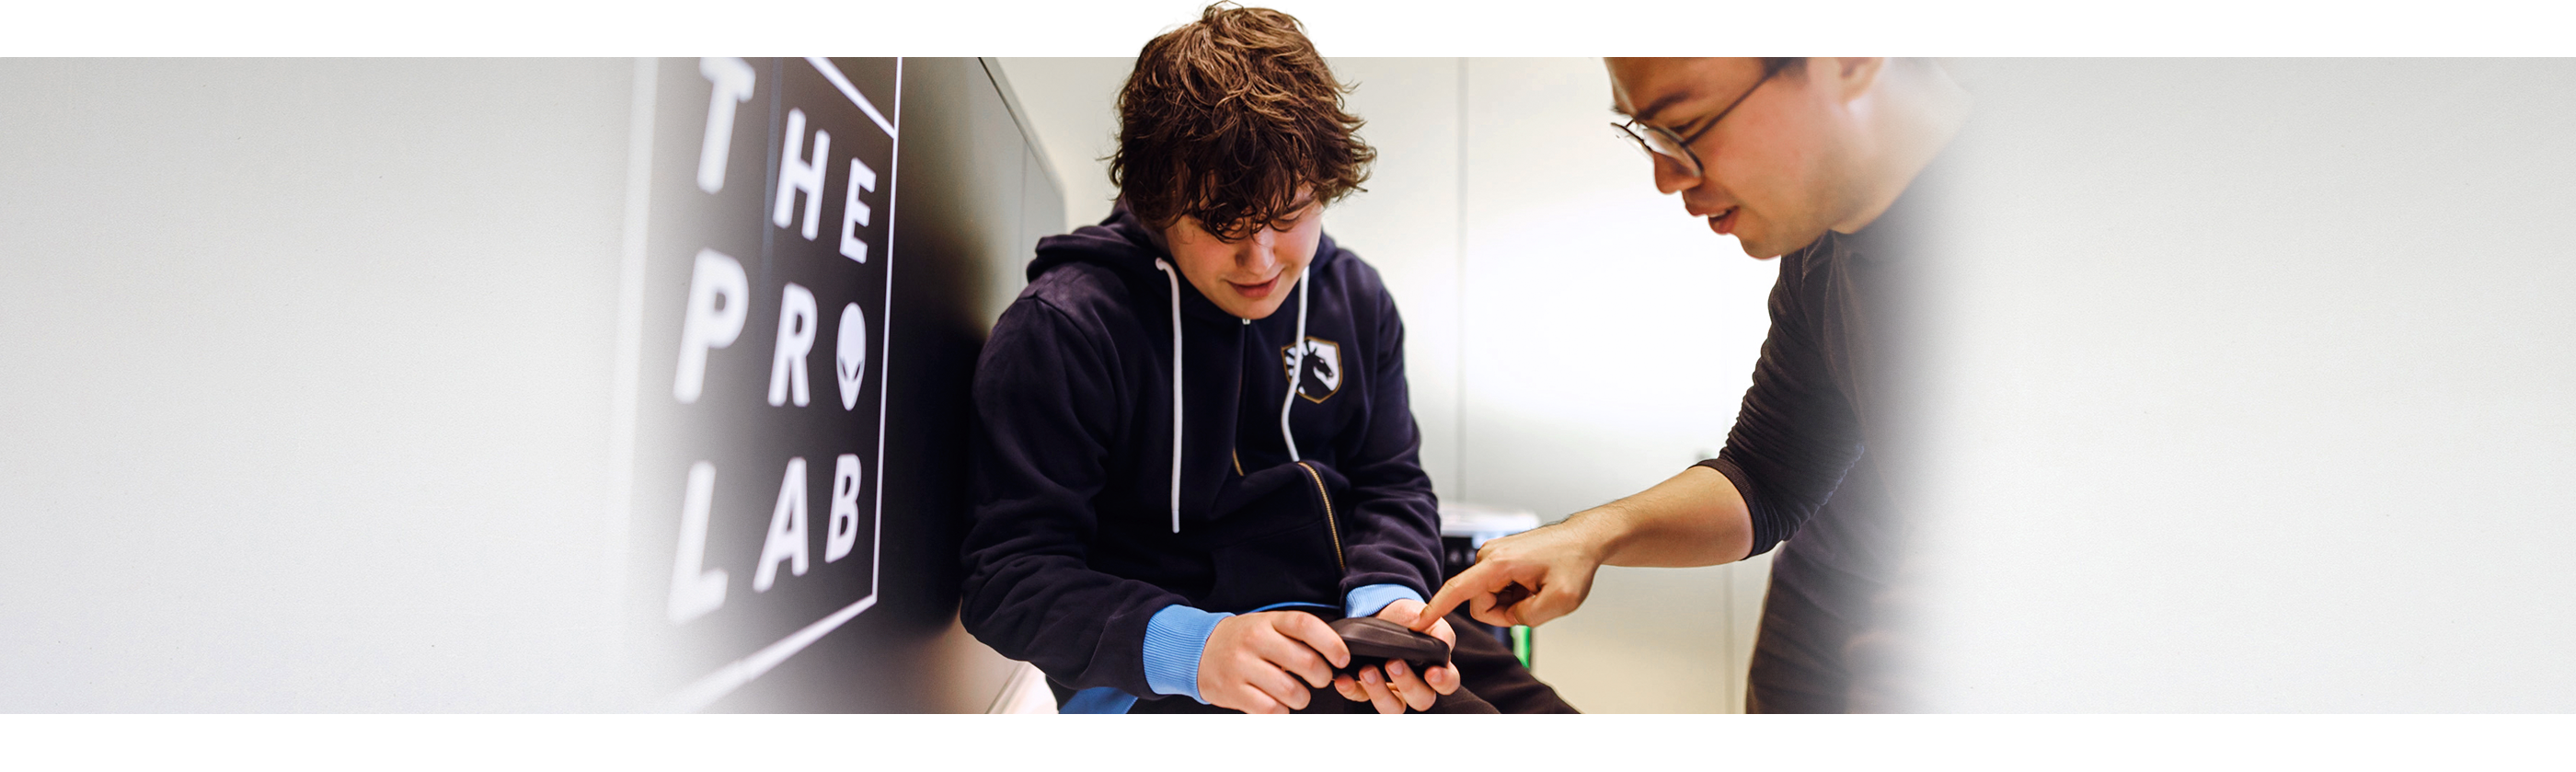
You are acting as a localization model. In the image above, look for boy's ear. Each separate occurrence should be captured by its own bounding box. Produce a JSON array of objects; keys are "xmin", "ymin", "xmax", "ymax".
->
[{"xmin": 1135, "ymin": 207, "xmax": 1173, "ymax": 252}]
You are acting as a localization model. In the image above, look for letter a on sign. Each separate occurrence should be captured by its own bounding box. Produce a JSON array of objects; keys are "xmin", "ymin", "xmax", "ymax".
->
[{"xmin": 754, "ymin": 457, "xmax": 811, "ymax": 593}]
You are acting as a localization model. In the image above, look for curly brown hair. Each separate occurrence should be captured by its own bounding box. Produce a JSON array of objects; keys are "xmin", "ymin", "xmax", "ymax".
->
[{"xmin": 1110, "ymin": 3, "xmax": 1375, "ymax": 241}]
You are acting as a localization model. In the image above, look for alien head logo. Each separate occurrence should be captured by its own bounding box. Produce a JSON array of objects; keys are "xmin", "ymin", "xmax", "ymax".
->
[
  {"xmin": 835, "ymin": 303, "xmax": 866, "ymax": 410},
  {"xmin": 1279, "ymin": 337, "xmax": 1341, "ymax": 403}
]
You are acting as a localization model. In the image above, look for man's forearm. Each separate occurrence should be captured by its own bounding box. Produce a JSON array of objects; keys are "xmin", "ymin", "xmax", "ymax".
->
[{"xmin": 1564, "ymin": 465, "xmax": 1754, "ymax": 568}]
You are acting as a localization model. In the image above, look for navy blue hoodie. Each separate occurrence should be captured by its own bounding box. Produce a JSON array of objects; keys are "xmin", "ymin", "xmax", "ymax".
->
[{"xmin": 960, "ymin": 203, "xmax": 1440, "ymax": 705}]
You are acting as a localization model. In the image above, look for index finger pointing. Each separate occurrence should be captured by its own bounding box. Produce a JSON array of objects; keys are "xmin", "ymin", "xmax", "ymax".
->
[{"xmin": 1415, "ymin": 562, "xmax": 1505, "ymax": 631}]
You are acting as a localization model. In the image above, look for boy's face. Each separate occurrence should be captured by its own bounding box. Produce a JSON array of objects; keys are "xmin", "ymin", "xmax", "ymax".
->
[{"xmin": 1158, "ymin": 191, "xmax": 1325, "ymax": 320}]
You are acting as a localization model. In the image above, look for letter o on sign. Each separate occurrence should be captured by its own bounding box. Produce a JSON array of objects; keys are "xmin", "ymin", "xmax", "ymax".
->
[{"xmin": 835, "ymin": 303, "xmax": 867, "ymax": 410}]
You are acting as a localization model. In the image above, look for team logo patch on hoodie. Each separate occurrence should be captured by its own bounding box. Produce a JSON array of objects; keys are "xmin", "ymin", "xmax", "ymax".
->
[{"xmin": 1281, "ymin": 337, "xmax": 1342, "ymax": 403}]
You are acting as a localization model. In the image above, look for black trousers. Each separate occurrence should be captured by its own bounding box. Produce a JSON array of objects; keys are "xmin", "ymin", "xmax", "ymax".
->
[{"xmin": 1124, "ymin": 609, "xmax": 1579, "ymax": 714}]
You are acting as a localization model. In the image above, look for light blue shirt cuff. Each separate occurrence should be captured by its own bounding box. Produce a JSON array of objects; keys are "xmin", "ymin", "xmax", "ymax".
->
[
  {"xmin": 1142, "ymin": 605, "xmax": 1232, "ymax": 703},
  {"xmin": 1344, "ymin": 583, "xmax": 1426, "ymax": 620}
]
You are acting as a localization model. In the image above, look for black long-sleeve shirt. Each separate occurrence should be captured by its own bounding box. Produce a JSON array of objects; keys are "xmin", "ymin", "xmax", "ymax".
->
[{"xmin": 1693, "ymin": 172, "xmax": 1939, "ymax": 712}]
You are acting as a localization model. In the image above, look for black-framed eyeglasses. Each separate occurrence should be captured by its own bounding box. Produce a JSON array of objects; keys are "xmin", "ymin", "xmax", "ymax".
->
[{"xmin": 1613, "ymin": 59, "xmax": 1787, "ymax": 179}]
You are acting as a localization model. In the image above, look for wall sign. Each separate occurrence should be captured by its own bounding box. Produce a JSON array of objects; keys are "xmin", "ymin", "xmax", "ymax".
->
[{"xmin": 622, "ymin": 57, "xmax": 903, "ymax": 710}]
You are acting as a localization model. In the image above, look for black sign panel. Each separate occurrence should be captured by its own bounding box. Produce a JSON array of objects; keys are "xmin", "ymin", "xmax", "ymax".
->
[{"xmin": 625, "ymin": 57, "xmax": 903, "ymax": 709}]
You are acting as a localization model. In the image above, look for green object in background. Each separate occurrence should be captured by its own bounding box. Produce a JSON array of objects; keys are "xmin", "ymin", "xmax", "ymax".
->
[{"xmin": 1510, "ymin": 625, "xmax": 1534, "ymax": 669}]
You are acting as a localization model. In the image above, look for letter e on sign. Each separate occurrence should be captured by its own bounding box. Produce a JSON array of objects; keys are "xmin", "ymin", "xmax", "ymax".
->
[{"xmin": 840, "ymin": 157, "xmax": 878, "ymax": 262}]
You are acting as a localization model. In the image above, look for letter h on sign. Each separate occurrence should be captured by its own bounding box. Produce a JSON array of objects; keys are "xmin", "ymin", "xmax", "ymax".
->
[{"xmin": 774, "ymin": 109, "xmax": 831, "ymax": 241}]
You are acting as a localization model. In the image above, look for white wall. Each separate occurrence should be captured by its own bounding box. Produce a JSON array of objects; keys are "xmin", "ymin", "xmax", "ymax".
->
[
  {"xmin": 993, "ymin": 56, "xmax": 1134, "ymax": 231},
  {"xmin": 1317, "ymin": 58, "xmax": 1467, "ymax": 505},
  {"xmin": 997, "ymin": 56, "xmax": 1782, "ymax": 713},
  {"xmin": 0, "ymin": 59, "xmax": 636, "ymax": 710},
  {"xmin": 1910, "ymin": 59, "xmax": 2576, "ymax": 711}
]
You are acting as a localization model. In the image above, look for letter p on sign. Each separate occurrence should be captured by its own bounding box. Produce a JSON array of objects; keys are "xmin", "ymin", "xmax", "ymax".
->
[{"xmin": 674, "ymin": 248, "xmax": 749, "ymax": 403}]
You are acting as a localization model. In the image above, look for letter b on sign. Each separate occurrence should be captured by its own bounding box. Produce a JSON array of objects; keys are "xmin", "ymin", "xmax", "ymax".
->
[{"xmin": 827, "ymin": 454, "xmax": 860, "ymax": 562}]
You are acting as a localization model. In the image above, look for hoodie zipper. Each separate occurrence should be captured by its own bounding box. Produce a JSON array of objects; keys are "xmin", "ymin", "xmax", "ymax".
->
[
  {"xmin": 1296, "ymin": 460, "xmax": 1346, "ymax": 573},
  {"xmin": 1231, "ymin": 322, "xmax": 1247, "ymax": 478}
]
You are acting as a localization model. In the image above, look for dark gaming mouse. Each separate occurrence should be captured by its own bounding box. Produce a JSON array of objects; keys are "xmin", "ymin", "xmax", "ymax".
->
[{"xmin": 1328, "ymin": 616, "xmax": 1451, "ymax": 674}]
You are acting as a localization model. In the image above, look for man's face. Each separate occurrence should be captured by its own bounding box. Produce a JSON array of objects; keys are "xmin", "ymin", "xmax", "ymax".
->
[
  {"xmin": 1158, "ymin": 193, "xmax": 1325, "ymax": 320},
  {"xmin": 1606, "ymin": 57, "xmax": 1856, "ymax": 259}
]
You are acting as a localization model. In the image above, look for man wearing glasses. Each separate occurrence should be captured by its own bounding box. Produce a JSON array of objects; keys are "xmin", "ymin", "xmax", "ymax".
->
[{"xmin": 1411, "ymin": 58, "xmax": 1971, "ymax": 712}]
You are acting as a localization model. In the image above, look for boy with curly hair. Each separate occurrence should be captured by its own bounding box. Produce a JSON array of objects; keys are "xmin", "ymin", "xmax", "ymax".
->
[{"xmin": 960, "ymin": 4, "xmax": 1570, "ymax": 714}]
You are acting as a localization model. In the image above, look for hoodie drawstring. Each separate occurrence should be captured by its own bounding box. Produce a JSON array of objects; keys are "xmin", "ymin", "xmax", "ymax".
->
[
  {"xmin": 1282, "ymin": 264, "xmax": 1310, "ymax": 463},
  {"xmin": 1154, "ymin": 259, "xmax": 1184, "ymax": 534},
  {"xmin": 1151, "ymin": 261, "xmax": 1317, "ymax": 534}
]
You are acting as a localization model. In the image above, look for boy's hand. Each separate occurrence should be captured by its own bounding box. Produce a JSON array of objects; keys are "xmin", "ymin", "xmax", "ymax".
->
[
  {"xmin": 1198, "ymin": 611, "xmax": 1351, "ymax": 714},
  {"xmin": 1330, "ymin": 598, "xmax": 1459, "ymax": 713}
]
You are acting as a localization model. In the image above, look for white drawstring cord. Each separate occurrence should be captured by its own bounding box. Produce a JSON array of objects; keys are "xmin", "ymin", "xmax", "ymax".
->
[
  {"xmin": 1154, "ymin": 259, "xmax": 1184, "ymax": 534},
  {"xmin": 1281, "ymin": 264, "xmax": 1311, "ymax": 463},
  {"xmin": 1152, "ymin": 260, "xmax": 1312, "ymax": 531}
]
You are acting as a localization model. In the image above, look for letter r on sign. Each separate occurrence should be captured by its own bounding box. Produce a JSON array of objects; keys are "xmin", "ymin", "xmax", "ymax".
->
[{"xmin": 768, "ymin": 283, "xmax": 817, "ymax": 407}]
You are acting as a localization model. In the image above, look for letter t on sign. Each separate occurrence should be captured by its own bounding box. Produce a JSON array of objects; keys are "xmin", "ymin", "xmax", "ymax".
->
[{"xmin": 696, "ymin": 57, "xmax": 757, "ymax": 194}]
